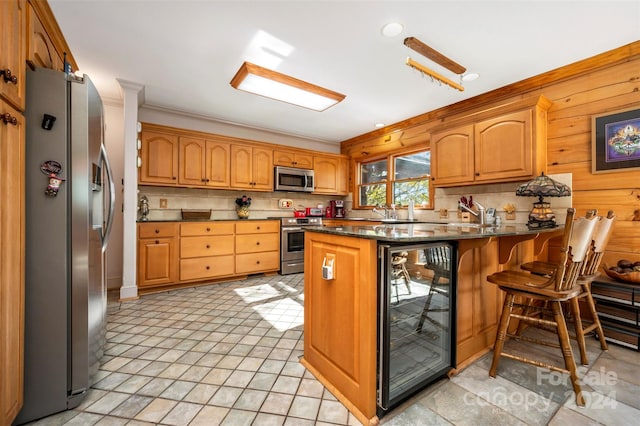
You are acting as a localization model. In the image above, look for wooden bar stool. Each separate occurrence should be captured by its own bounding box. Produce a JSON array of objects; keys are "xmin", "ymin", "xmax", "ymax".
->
[
  {"xmin": 416, "ymin": 245, "xmax": 451, "ymax": 333},
  {"xmin": 486, "ymin": 208, "xmax": 598, "ymax": 406},
  {"xmin": 521, "ymin": 210, "xmax": 615, "ymax": 364},
  {"xmin": 391, "ymin": 251, "xmax": 412, "ymax": 303}
]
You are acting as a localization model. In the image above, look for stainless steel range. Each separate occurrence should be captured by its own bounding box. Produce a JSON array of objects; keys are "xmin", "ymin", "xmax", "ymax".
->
[{"xmin": 279, "ymin": 217, "xmax": 323, "ymax": 274}]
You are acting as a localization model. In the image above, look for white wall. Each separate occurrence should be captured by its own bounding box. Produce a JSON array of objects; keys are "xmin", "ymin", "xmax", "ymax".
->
[
  {"xmin": 138, "ymin": 105, "xmax": 341, "ymax": 154},
  {"xmin": 103, "ymin": 100, "xmax": 124, "ymax": 290}
]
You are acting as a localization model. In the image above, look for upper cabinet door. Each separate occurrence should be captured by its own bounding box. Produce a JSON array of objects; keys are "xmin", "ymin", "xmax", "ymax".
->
[
  {"xmin": 274, "ymin": 150, "xmax": 313, "ymax": 169},
  {"xmin": 139, "ymin": 131, "xmax": 179, "ymax": 185},
  {"xmin": 205, "ymin": 140, "xmax": 231, "ymax": 188},
  {"xmin": 431, "ymin": 124, "xmax": 475, "ymax": 186},
  {"xmin": 0, "ymin": 0, "xmax": 26, "ymax": 111},
  {"xmin": 26, "ymin": 3, "xmax": 63, "ymax": 71},
  {"xmin": 251, "ymin": 147, "xmax": 273, "ymax": 190},
  {"xmin": 230, "ymin": 144, "xmax": 253, "ymax": 188},
  {"xmin": 474, "ymin": 110, "xmax": 532, "ymax": 182},
  {"xmin": 178, "ymin": 136, "xmax": 206, "ymax": 186}
]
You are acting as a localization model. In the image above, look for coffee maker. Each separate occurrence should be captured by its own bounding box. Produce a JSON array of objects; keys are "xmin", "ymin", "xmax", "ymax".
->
[{"xmin": 326, "ymin": 200, "xmax": 345, "ymax": 218}]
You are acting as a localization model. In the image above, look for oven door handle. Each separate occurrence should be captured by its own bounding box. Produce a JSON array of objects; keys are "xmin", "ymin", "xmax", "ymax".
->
[{"xmin": 282, "ymin": 227, "xmax": 304, "ymax": 231}]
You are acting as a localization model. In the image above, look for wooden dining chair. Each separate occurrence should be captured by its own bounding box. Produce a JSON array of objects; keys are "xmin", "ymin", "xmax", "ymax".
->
[
  {"xmin": 520, "ymin": 210, "xmax": 615, "ymax": 364},
  {"xmin": 486, "ymin": 208, "xmax": 598, "ymax": 406}
]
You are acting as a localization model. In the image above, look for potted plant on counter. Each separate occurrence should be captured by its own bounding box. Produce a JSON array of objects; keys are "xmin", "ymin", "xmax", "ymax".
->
[{"xmin": 235, "ymin": 195, "xmax": 252, "ymax": 219}]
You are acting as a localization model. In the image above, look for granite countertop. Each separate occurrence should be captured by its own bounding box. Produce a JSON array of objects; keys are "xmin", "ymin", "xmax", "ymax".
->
[
  {"xmin": 137, "ymin": 218, "xmax": 279, "ymax": 223},
  {"xmin": 306, "ymin": 222, "xmax": 562, "ymax": 242}
]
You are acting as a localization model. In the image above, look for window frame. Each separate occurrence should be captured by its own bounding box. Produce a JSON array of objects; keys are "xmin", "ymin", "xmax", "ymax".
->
[{"xmin": 354, "ymin": 147, "xmax": 433, "ymax": 210}]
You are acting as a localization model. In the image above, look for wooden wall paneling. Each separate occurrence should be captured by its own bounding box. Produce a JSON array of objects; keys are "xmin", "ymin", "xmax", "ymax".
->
[
  {"xmin": 572, "ymin": 189, "xmax": 640, "ymax": 220},
  {"xmin": 546, "ymin": 133, "xmax": 591, "ymax": 166}
]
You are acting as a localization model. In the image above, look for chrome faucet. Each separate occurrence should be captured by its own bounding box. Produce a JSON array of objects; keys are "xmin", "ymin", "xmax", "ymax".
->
[
  {"xmin": 458, "ymin": 200, "xmax": 487, "ymax": 225},
  {"xmin": 372, "ymin": 205, "xmax": 389, "ymax": 219}
]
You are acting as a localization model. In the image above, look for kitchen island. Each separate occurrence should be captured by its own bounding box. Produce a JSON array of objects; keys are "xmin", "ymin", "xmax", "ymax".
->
[{"xmin": 301, "ymin": 222, "xmax": 562, "ymax": 426}]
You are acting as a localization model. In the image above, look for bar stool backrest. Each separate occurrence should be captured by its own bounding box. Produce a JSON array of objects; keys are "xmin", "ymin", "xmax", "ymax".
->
[
  {"xmin": 556, "ymin": 210, "xmax": 598, "ymax": 292},
  {"xmin": 583, "ymin": 210, "xmax": 616, "ymax": 276}
]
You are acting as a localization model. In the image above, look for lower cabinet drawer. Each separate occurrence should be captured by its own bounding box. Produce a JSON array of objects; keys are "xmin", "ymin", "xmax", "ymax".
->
[
  {"xmin": 235, "ymin": 233, "xmax": 279, "ymax": 254},
  {"xmin": 181, "ymin": 235, "xmax": 234, "ymax": 258},
  {"xmin": 180, "ymin": 255, "xmax": 235, "ymax": 281},
  {"xmin": 235, "ymin": 251, "xmax": 280, "ymax": 274}
]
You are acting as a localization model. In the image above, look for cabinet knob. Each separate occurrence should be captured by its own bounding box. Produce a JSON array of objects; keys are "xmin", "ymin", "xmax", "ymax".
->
[
  {"xmin": 256, "ymin": 226, "xmax": 261, "ymax": 230},
  {"xmin": 206, "ymin": 244, "xmax": 210, "ymax": 249},
  {"xmin": 154, "ymin": 229, "xmax": 160, "ymax": 234},
  {"xmin": 256, "ymin": 260, "xmax": 260, "ymax": 265},
  {"xmin": 475, "ymin": 172, "xmax": 480, "ymax": 176},
  {"xmin": 206, "ymin": 227, "xmax": 211, "ymax": 232},
  {"xmin": 0, "ymin": 69, "xmax": 18, "ymax": 84},
  {"xmin": 256, "ymin": 241, "xmax": 260, "ymax": 246},
  {"xmin": 1, "ymin": 113, "xmax": 17, "ymax": 126},
  {"xmin": 172, "ymin": 176, "xmax": 177, "ymax": 180},
  {"xmin": 206, "ymin": 266, "xmax": 210, "ymax": 270},
  {"xmin": 155, "ymin": 240, "xmax": 159, "ymax": 244}
]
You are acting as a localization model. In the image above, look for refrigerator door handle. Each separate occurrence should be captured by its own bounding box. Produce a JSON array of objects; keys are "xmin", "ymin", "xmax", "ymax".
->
[{"xmin": 100, "ymin": 143, "xmax": 115, "ymax": 252}]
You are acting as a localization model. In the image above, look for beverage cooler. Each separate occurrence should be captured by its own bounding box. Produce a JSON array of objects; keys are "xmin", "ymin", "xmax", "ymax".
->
[{"xmin": 377, "ymin": 242, "xmax": 457, "ymax": 416}]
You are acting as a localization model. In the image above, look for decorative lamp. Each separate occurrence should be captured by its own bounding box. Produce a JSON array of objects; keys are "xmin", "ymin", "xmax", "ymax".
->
[{"xmin": 515, "ymin": 172, "xmax": 571, "ymax": 229}]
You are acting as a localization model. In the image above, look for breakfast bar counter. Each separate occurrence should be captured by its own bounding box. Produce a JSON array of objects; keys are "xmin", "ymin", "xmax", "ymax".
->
[{"xmin": 301, "ymin": 222, "xmax": 562, "ymax": 426}]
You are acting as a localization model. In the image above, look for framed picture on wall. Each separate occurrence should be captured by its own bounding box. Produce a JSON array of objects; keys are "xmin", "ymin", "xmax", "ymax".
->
[{"xmin": 592, "ymin": 107, "xmax": 640, "ymax": 173}]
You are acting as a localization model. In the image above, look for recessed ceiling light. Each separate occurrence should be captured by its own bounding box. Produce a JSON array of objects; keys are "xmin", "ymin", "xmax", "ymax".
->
[
  {"xmin": 381, "ymin": 22, "xmax": 403, "ymax": 37},
  {"xmin": 375, "ymin": 123, "xmax": 385, "ymax": 128},
  {"xmin": 461, "ymin": 72, "xmax": 479, "ymax": 82}
]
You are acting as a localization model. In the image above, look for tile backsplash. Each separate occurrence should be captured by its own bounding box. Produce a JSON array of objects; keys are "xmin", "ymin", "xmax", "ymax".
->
[
  {"xmin": 138, "ymin": 186, "xmax": 341, "ymax": 220},
  {"xmin": 138, "ymin": 173, "xmax": 572, "ymax": 224}
]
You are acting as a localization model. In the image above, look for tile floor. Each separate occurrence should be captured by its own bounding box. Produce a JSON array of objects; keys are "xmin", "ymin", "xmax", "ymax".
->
[{"xmin": 27, "ymin": 273, "xmax": 639, "ymax": 426}]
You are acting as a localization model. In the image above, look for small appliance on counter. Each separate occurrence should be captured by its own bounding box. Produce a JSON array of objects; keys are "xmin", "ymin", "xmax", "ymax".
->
[
  {"xmin": 326, "ymin": 200, "xmax": 345, "ymax": 218},
  {"xmin": 305, "ymin": 207, "xmax": 324, "ymax": 217}
]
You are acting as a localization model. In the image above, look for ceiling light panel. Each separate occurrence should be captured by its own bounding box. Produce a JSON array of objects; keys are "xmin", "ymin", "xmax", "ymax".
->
[{"xmin": 230, "ymin": 62, "xmax": 345, "ymax": 111}]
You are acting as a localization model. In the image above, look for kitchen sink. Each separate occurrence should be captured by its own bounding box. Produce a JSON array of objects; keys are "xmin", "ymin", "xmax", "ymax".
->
[{"xmin": 445, "ymin": 222, "xmax": 494, "ymax": 228}]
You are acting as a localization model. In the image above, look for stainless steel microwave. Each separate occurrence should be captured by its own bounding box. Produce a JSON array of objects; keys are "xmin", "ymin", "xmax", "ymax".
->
[{"xmin": 274, "ymin": 166, "xmax": 314, "ymax": 192}]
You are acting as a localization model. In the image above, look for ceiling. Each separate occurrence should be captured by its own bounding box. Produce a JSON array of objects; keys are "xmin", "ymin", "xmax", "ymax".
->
[{"xmin": 48, "ymin": 1, "xmax": 640, "ymax": 145}]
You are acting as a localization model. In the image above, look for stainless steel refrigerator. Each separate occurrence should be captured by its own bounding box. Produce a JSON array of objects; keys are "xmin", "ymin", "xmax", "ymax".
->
[
  {"xmin": 377, "ymin": 242, "xmax": 456, "ymax": 417},
  {"xmin": 16, "ymin": 67, "xmax": 115, "ymax": 424}
]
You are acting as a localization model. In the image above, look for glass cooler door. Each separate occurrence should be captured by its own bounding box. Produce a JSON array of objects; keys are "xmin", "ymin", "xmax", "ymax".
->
[{"xmin": 377, "ymin": 242, "xmax": 457, "ymax": 414}]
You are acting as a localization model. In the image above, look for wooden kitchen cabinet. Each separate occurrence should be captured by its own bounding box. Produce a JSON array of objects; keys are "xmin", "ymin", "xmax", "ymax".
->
[
  {"xmin": 431, "ymin": 95, "xmax": 551, "ymax": 187},
  {"xmin": 0, "ymin": 98, "xmax": 25, "ymax": 426},
  {"xmin": 235, "ymin": 220, "xmax": 280, "ymax": 274},
  {"xmin": 179, "ymin": 222, "xmax": 235, "ymax": 281},
  {"xmin": 301, "ymin": 231, "xmax": 378, "ymax": 425},
  {"xmin": 274, "ymin": 149, "xmax": 314, "ymax": 169},
  {"xmin": 137, "ymin": 222, "xmax": 179, "ymax": 287},
  {"xmin": 313, "ymin": 154, "xmax": 348, "ymax": 195},
  {"xmin": 230, "ymin": 144, "xmax": 273, "ymax": 191},
  {"xmin": 0, "ymin": 0, "xmax": 26, "ymax": 111},
  {"xmin": 178, "ymin": 136, "xmax": 230, "ymax": 188},
  {"xmin": 26, "ymin": 1, "xmax": 63, "ymax": 71},
  {"xmin": 139, "ymin": 129, "xmax": 179, "ymax": 185}
]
